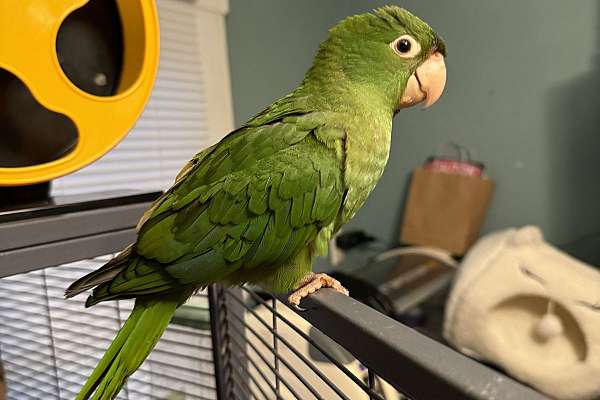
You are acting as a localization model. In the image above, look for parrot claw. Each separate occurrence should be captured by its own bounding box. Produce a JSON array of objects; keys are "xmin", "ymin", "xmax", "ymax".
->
[{"xmin": 287, "ymin": 273, "xmax": 349, "ymax": 309}]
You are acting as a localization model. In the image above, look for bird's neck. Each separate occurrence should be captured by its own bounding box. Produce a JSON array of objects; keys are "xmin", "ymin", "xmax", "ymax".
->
[
  {"xmin": 339, "ymin": 106, "xmax": 393, "ymax": 223},
  {"xmin": 298, "ymin": 71, "xmax": 397, "ymax": 118}
]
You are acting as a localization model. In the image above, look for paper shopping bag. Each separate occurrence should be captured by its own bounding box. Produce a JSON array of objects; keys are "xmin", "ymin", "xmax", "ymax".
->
[{"xmin": 400, "ymin": 167, "xmax": 494, "ymax": 255}]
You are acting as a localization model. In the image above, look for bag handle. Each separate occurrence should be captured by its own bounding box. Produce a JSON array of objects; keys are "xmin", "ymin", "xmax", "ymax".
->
[{"xmin": 434, "ymin": 142, "xmax": 472, "ymax": 162}]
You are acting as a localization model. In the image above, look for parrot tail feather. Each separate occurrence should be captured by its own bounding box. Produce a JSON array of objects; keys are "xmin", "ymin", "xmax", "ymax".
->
[
  {"xmin": 75, "ymin": 297, "xmax": 179, "ymax": 400},
  {"xmin": 65, "ymin": 246, "xmax": 134, "ymax": 298}
]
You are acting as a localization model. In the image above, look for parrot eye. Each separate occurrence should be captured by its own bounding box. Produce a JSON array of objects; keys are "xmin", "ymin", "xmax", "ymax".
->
[
  {"xmin": 397, "ymin": 39, "xmax": 411, "ymax": 52},
  {"xmin": 390, "ymin": 35, "xmax": 421, "ymax": 59}
]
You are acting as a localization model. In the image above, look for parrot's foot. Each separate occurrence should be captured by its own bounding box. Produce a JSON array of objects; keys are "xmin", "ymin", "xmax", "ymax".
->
[{"xmin": 287, "ymin": 273, "xmax": 349, "ymax": 308}]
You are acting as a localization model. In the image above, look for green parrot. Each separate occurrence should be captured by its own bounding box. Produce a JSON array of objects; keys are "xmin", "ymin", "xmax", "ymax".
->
[{"xmin": 66, "ymin": 5, "xmax": 446, "ymax": 399}]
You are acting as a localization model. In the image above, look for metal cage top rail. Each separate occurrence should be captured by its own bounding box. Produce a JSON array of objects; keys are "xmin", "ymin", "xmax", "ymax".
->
[
  {"xmin": 208, "ymin": 284, "xmax": 549, "ymax": 400},
  {"xmin": 285, "ymin": 290, "xmax": 548, "ymax": 400}
]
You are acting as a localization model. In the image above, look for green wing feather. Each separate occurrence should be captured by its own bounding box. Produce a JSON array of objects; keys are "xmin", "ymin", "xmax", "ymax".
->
[{"xmin": 79, "ymin": 113, "xmax": 345, "ymax": 305}]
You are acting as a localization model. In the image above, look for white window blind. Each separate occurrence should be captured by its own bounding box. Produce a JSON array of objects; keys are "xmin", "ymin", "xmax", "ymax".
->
[{"xmin": 0, "ymin": 0, "xmax": 233, "ymax": 398}]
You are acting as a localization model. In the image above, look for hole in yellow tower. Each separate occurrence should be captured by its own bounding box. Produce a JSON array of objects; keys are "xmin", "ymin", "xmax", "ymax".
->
[
  {"xmin": 0, "ymin": 68, "xmax": 78, "ymax": 168},
  {"xmin": 56, "ymin": 0, "xmax": 148, "ymax": 97},
  {"xmin": 56, "ymin": 0, "xmax": 124, "ymax": 97}
]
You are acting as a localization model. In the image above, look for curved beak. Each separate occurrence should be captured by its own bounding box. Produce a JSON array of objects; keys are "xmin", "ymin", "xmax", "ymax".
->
[
  {"xmin": 417, "ymin": 52, "xmax": 446, "ymax": 108},
  {"xmin": 400, "ymin": 51, "xmax": 447, "ymax": 109}
]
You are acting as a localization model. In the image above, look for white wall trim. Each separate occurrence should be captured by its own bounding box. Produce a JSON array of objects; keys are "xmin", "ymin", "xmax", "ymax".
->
[
  {"xmin": 195, "ymin": 0, "xmax": 229, "ymax": 16},
  {"xmin": 194, "ymin": 0, "xmax": 235, "ymax": 144}
]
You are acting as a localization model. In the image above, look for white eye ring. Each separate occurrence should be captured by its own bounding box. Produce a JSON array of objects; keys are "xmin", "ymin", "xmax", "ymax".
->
[{"xmin": 390, "ymin": 35, "xmax": 421, "ymax": 59}]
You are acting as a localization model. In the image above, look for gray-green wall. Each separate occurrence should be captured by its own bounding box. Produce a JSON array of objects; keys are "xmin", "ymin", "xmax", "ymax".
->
[{"xmin": 227, "ymin": 1, "xmax": 600, "ymax": 245}]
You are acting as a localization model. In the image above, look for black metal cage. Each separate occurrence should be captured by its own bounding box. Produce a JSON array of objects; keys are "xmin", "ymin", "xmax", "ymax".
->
[{"xmin": 0, "ymin": 194, "xmax": 549, "ymax": 400}]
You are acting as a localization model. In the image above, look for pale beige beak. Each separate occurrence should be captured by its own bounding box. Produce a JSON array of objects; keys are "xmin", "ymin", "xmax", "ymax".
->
[
  {"xmin": 418, "ymin": 52, "xmax": 446, "ymax": 108},
  {"xmin": 400, "ymin": 51, "xmax": 446, "ymax": 109}
]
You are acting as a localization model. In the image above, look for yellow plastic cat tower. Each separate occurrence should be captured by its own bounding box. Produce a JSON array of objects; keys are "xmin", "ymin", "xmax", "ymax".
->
[{"xmin": 0, "ymin": 0, "xmax": 159, "ymax": 186}]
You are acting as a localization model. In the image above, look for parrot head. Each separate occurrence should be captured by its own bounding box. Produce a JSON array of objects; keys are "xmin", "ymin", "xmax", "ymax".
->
[{"xmin": 305, "ymin": 6, "xmax": 447, "ymax": 112}]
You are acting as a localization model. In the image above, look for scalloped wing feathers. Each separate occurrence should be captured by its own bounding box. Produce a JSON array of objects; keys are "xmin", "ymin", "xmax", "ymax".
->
[{"xmin": 81, "ymin": 114, "xmax": 345, "ymax": 304}]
